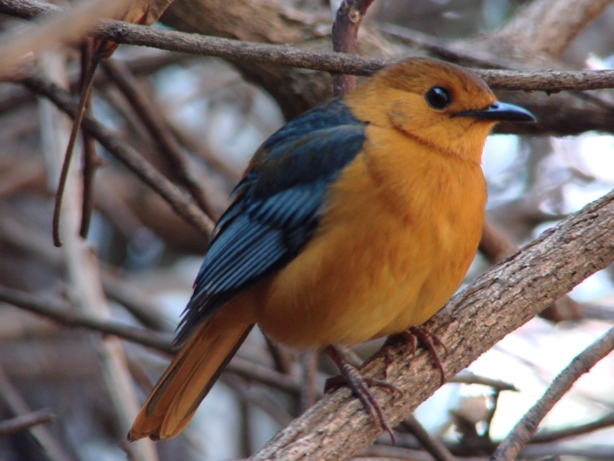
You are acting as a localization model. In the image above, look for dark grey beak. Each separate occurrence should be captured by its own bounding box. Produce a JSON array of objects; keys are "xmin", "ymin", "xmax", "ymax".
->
[{"xmin": 453, "ymin": 102, "xmax": 536, "ymax": 122}]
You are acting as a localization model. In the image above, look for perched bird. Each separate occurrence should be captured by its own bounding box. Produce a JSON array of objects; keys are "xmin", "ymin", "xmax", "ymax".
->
[{"xmin": 128, "ymin": 57, "xmax": 535, "ymax": 441}]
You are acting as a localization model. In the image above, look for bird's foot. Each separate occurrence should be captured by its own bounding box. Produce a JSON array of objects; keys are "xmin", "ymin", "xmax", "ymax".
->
[
  {"xmin": 402, "ymin": 326, "xmax": 447, "ymax": 385},
  {"xmin": 325, "ymin": 345, "xmax": 401, "ymax": 443}
]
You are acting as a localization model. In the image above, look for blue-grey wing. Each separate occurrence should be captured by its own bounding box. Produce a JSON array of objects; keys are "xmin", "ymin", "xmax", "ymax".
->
[{"xmin": 175, "ymin": 98, "xmax": 366, "ymax": 344}]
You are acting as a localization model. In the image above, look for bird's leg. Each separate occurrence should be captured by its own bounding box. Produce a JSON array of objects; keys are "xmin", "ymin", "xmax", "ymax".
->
[
  {"xmin": 325, "ymin": 345, "xmax": 400, "ymax": 443},
  {"xmin": 402, "ymin": 326, "xmax": 447, "ymax": 385}
]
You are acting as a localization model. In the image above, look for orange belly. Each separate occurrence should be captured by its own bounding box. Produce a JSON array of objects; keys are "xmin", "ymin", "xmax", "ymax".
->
[{"xmin": 254, "ymin": 130, "xmax": 485, "ymax": 349}]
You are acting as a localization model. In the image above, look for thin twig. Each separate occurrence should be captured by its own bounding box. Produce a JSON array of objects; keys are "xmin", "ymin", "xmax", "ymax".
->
[
  {"xmin": 100, "ymin": 271, "xmax": 173, "ymax": 332},
  {"xmin": 0, "ymin": 284, "xmax": 175, "ymax": 353},
  {"xmin": 18, "ymin": 70, "xmax": 214, "ymax": 237},
  {"xmin": 478, "ymin": 217, "xmax": 518, "ymax": 264},
  {"xmin": 38, "ymin": 53, "xmax": 159, "ymax": 461},
  {"xmin": 491, "ymin": 327, "xmax": 614, "ymax": 461},
  {"xmin": 378, "ymin": 22, "xmax": 515, "ymax": 70},
  {"xmin": 265, "ymin": 337, "xmax": 294, "ymax": 375},
  {"xmin": 52, "ymin": 52, "xmax": 99, "ymax": 247},
  {"xmin": 520, "ymin": 442, "xmax": 614, "ymax": 459},
  {"xmin": 167, "ymin": 114, "xmax": 241, "ymax": 184},
  {"xmin": 531, "ymin": 411, "xmax": 614, "ymax": 444},
  {"xmin": 0, "ymin": 51, "xmax": 196, "ymax": 114},
  {"xmin": 578, "ymin": 303, "xmax": 614, "ymax": 323},
  {"xmin": 79, "ymin": 40, "xmax": 103, "ymax": 239},
  {"xmin": 230, "ymin": 356, "xmax": 301, "ymax": 396},
  {"xmin": 0, "ymin": 409, "xmax": 56, "ymax": 437},
  {"xmin": 0, "ymin": 209, "xmax": 171, "ymax": 333},
  {"xmin": 448, "ymin": 372, "xmax": 518, "ymax": 392},
  {"xmin": 402, "ymin": 414, "xmax": 457, "ymax": 461},
  {"xmin": 223, "ymin": 374, "xmax": 294, "ymax": 428},
  {"xmin": 0, "ymin": 284, "xmax": 301, "ymax": 396},
  {"xmin": 0, "ymin": 366, "xmax": 72, "ymax": 461},
  {"xmin": 101, "ymin": 59, "xmax": 217, "ymax": 218}
]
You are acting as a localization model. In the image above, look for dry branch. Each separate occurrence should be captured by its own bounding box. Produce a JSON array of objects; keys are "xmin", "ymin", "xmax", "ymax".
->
[
  {"xmin": 491, "ymin": 0, "xmax": 610, "ymax": 59},
  {"xmin": 0, "ymin": 409, "xmax": 56, "ymax": 437},
  {"xmin": 492, "ymin": 327, "xmax": 614, "ymax": 460},
  {"xmin": 100, "ymin": 58, "xmax": 217, "ymax": 219},
  {"xmin": 6, "ymin": 0, "xmax": 614, "ymax": 139},
  {"xmin": 332, "ymin": 0, "xmax": 375, "ymax": 95},
  {"xmin": 37, "ymin": 56, "xmax": 158, "ymax": 461},
  {"xmin": 402, "ymin": 414, "xmax": 456, "ymax": 461},
  {"xmin": 4, "ymin": 0, "xmax": 614, "ymax": 93},
  {"xmin": 0, "ymin": 285, "xmax": 174, "ymax": 353},
  {"xmin": 0, "ymin": 285, "xmax": 302, "ymax": 396},
  {"xmin": 0, "ymin": 0, "xmax": 131, "ymax": 76},
  {"xmin": 0, "ymin": 366, "xmax": 71, "ymax": 461},
  {"xmin": 17, "ymin": 70, "xmax": 214, "ymax": 237},
  {"xmin": 248, "ymin": 186, "xmax": 614, "ymax": 460},
  {"xmin": 531, "ymin": 411, "xmax": 614, "ymax": 444}
]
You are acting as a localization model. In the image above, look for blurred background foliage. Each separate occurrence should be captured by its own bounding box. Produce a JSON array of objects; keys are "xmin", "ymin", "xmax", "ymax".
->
[{"xmin": 0, "ymin": 0, "xmax": 614, "ymax": 460}]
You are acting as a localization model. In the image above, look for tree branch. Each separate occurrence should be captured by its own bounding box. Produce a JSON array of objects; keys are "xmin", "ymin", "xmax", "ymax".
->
[
  {"xmin": 100, "ymin": 58, "xmax": 218, "ymax": 220},
  {"xmin": 491, "ymin": 0, "xmax": 610, "ymax": 59},
  {"xmin": 531, "ymin": 411, "xmax": 614, "ymax": 444},
  {"xmin": 0, "ymin": 366, "xmax": 71, "ymax": 461},
  {"xmin": 248, "ymin": 186, "xmax": 614, "ymax": 460},
  {"xmin": 0, "ymin": 0, "xmax": 130, "ymax": 77},
  {"xmin": 0, "ymin": 285, "xmax": 302, "ymax": 396},
  {"xmin": 0, "ymin": 285, "xmax": 175, "ymax": 353},
  {"xmin": 492, "ymin": 327, "xmax": 614, "ymax": 460},
  {"xmin": 332, "ymin": 0, "xmax": 375, "ymax": 95},
  {"xmin": 402, "ymin": 414, "xmax": 456, "ymax": 461},
  {"xmin": 17, "ymin": 70, "xmax": 214, "ymax": 237},
  {"xmin": 4, "ymin": 0, "xmax": 614, "ymax": 93},
  {"xmin": 0, "ymin": 409, "xmax": 56, "ymax": 437}
]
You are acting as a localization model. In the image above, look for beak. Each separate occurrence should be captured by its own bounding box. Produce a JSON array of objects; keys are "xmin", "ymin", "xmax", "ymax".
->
[{"xmin": 453, "ymin": 101, "xmax": 536, "ymax": 122}]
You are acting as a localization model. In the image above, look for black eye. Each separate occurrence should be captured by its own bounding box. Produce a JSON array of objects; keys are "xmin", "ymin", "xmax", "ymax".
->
[{"xmin": 425, "ymin": 86, "xmax": 452, "ymax": 110}]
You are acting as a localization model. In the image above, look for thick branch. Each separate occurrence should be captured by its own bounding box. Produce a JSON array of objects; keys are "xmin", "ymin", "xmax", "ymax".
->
[
  {"xmin": 248, "ymin": 187, "xmax": 614, "ymax": 459},
  {"xmin": 492, "ymin": 0, "xmax": 610, "ymax": 59}
]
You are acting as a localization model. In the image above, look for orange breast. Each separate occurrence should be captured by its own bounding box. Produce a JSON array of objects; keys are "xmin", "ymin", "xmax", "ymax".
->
[{"xmin": 254, "ymin": 126, "xmax": 486, "ymax": 349}]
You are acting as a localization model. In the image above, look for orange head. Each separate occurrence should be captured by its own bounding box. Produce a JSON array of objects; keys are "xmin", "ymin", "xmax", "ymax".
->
[{"xmin": 344, "ymin": 57, "xmax": 535, "ymax": 163}]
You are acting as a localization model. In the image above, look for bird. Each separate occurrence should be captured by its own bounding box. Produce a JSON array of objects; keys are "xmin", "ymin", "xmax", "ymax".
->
[{"xmin": 128, "ymin": 57, "xmax": 535, "ymax": 441}]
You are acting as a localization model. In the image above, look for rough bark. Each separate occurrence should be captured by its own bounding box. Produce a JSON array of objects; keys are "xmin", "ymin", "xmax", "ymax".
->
[{"xmin": 248, "ymin": 187, "xmax": 614, "ymax": 460}]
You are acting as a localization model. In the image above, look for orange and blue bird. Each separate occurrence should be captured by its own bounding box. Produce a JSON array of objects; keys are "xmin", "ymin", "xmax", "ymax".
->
[{"xmin": 128, "ymin": 57, "xmax": 535, "ymax": 440}]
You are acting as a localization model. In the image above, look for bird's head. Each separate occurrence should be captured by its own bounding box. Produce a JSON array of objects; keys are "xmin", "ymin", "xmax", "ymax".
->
[{"xmin": 344, "ymin": 57, "xmax": 535, "ymax": 163}]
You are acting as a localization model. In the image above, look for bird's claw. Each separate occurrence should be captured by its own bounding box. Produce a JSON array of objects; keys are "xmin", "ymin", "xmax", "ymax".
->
[
  {"xmin": 403, "ymin": 326, "xmax": 447, "ymax": 385},
  {"xmin": 326, "ymin": 346, "xmax": 401, "ymax": 443}
]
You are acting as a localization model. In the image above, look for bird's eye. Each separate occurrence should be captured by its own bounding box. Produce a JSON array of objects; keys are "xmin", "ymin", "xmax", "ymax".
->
[{"xmin": 425, "ymin": 86, "xmax": 452, "ymax": 110}]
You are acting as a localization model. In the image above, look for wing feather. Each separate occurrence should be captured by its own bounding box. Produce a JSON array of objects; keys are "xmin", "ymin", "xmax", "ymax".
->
[{"xmin": 175, "ymin": 99, "xmax": 366, "ymax": 344}]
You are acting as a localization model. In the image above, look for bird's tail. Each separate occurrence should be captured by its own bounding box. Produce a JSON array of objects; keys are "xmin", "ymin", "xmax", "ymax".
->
[{"xmin": 128, "ymin": 314, "xmax": 254, "ymax": 441}]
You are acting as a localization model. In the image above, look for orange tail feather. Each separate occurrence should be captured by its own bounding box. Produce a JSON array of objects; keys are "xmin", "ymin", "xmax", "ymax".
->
[{"xmin": 128, "ymin": 314, "xmax": 254, "ymax": 441}]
